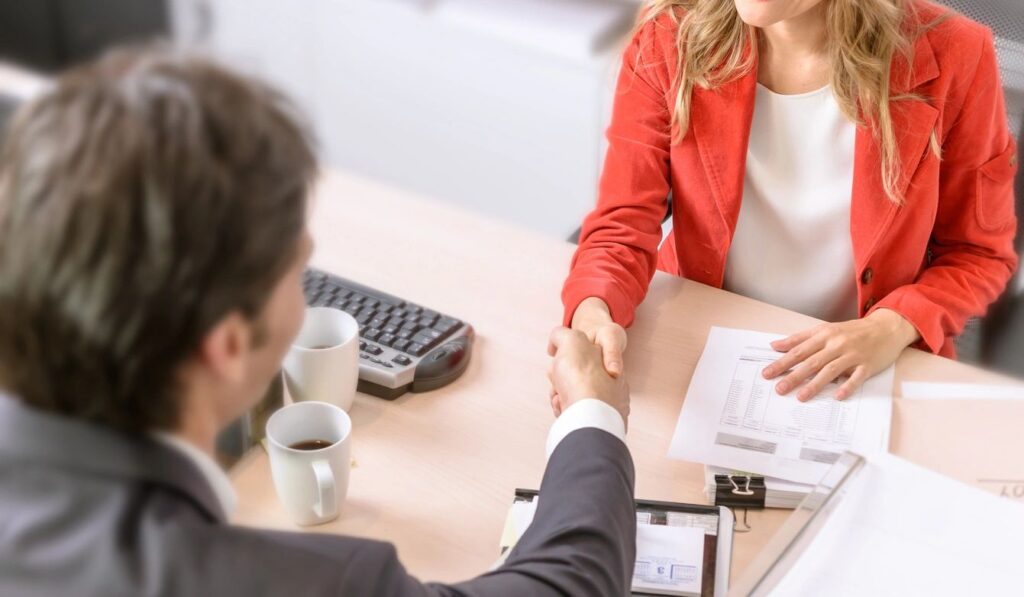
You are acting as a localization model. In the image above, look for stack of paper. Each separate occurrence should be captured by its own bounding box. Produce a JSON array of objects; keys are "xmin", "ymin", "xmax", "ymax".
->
[
  {"xmin": 703, "ymin": 466, "xmax": 812, "ymax": 509},
  {"xmin": 670, "ymin": 327, "xmax": 894, "ymax": 495}
]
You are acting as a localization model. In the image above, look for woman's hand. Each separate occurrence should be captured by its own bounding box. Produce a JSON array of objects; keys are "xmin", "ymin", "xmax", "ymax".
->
[
  {"xmin": 762, "ymin": 309, "xmax": 919, "ymax": 401},
  {"xmin": 570, "ymin": 297, "xmax": 628, "ymax": 377}
]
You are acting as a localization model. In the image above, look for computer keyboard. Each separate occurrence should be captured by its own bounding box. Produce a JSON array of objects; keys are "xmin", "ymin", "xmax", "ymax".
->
[{"xmin": 302, "ymin": 268, "xmax": 474, "ymax": 399}]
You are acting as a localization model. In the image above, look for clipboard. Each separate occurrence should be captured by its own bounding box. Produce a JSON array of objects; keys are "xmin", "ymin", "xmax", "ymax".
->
[
  {"xmin": 503, "ymin": 489, "xmax": 735, "ymax": 597},
  {"xmin": 730, "ymin": 449, "xmax": 1024, "ymax": 595},
  {"xmin": 727, "ymin": 452, "xmax": 865, "ymax": 596}
]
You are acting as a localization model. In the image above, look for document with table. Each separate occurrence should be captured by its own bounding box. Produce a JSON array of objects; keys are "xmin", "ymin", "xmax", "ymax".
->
[{"xmin": 669, "ymin": 327, "xmax": 893, "ymax": 485}]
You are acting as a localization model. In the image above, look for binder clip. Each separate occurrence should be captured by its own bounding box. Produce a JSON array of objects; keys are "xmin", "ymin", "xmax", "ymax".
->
[{"xmin": 714, "ymin": 474, "xmax": 767, "ymax": 510}]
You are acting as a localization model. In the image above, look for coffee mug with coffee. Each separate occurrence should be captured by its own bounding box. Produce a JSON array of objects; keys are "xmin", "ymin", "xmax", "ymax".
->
[
  {"xmin": 265, "ymin": 400, "xmax": 352, "ymax": 526},
  {"xmin": 283, "ymin": 306, "xmax": 360, "ymax": 411}
]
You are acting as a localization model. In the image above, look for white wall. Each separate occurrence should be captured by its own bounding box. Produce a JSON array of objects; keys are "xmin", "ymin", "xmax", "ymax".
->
[{"xmin": 178, "ymin": 0, "xmax": 639, "ymax": 240}]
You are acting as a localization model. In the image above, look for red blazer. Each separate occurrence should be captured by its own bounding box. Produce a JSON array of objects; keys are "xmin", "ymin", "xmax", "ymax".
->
[{"xmin": 563, "ymin": 1, "xmax": 1019, "ymax": 358}]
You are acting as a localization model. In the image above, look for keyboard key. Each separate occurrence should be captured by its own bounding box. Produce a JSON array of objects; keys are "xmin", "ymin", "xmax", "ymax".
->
[
  {"xmin": 392, "ymin": 339, "xmax": 411, "ymax": 352},
  {"xmin": 343, "ymin": 304, "xmax": 360, "ymax": 315},
  {"xmin": 369, "ymin": 317, "xmax": 388, "ymax": 330},
  {"xmin": 397, "ymin": 329, "xmax": 414, "ymax": 340},
  {"xmin": 437, "ymin": 316, "xmax": 460, "ymax": 329},
  {"xmin": 392, "ymin": 355, "xmax": 412, "ymax": 366},
  {"xmin": 407, "ymin": 342, "xmax": 427, "ymax": 356},
  {"xmin": 379, "ymin": 334, "xmax": 396, "ymax": 347},
  {"xmin": 400, "ymin": 321, "xmax": 420, "ymax": 332},
  {"xmin": 362, "ymin": 298, "xmax": 380, "ymax": 309},
  {"xmin": 405, "ymin": 305, "xmax": 423, "ymax": 315},
  {"xmin": 412, "ymin": 332, "xmax": 440, "ymax": 348},
  {"xmin": 364, "ymin": 344, "xmax": 383, "ymax": 356},
  {"xmin": 383, "ymin": 324, "xmax": 400, "ymax": 335},
  {"xmin": 364, "ymin": 328, "xmax": 382, "ymax": 341},
  {"xmin": 356, "ymin": 312, "xmax": 373, "ymax": 325},
  {"xmin": 418, "ymin": 315, "xmax": 437, "ymax": 327}
]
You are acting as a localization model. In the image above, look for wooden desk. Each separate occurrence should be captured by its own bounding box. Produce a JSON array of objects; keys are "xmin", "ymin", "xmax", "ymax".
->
[{"xmin": 230, "ymin": 169, "xmax": 1014, "ymax": 584}]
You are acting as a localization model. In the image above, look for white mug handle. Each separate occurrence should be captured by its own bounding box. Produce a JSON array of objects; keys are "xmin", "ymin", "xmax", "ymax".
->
[{"xmin": 311, "ymin": 460, "xmax": 337, "ymax": 520}]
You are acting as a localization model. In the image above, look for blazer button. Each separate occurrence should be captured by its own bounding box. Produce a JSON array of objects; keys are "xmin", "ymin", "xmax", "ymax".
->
[
  {"xmin": 864, "ymin": 297, "xmax": 877, "ymax": 312},
  {"xmin": 861, "ymin": 268, "xmax": 874, "ymax": 285}
]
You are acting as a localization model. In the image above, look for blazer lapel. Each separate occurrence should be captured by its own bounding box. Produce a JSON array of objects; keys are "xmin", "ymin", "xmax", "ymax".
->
[
  {"xmin": 851, "ymin": 34, "xmax": 940, "ymax": 272},
  {"xmin": 689, "ymin": 61, "xmax": 758, "ymax": 250}
]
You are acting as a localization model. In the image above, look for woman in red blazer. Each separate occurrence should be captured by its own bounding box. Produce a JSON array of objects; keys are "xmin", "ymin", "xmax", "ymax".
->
[{"xmin": 561, "ymin": 0, "xmax": 1018, "ymax": 402}]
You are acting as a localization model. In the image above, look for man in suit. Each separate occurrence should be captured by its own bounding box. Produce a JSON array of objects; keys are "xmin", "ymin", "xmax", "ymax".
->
[{"xmin": 0, "ymin": 49, "xmax": 636, "ymax": 596}]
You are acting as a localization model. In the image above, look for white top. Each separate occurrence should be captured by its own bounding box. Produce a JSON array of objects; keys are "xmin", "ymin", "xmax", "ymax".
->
[{"xmin": 724, "ymin": 83, "xmax": 858, "ymax": 322}]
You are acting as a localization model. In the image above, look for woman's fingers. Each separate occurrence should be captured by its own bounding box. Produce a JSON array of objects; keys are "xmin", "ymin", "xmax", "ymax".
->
[
  {"xmin": 795, "ymin": 355, "xmax": 855, "ymax": 402},
  {"xmin": 770, "ymin": 327, "xmax": 816, "ymax": 353},
  {"xmin": 764, "ymin": 332, "xmax": 826, "ymax": 382},
  {"xmin": 835, "ymin": 366, "xmax": 869, "ymax": 401},
  {"xmin": 774, "ymin": 344, "xmax": 836, "ymax": 396}
]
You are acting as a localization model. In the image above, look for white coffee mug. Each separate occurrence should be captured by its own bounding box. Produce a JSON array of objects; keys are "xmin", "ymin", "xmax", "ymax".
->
[
  {"xmin": 283, "ymin": 307, "xmax": 360, "ymax": 411},
  {"xmin": 266, "ymin": 401, "xmax": 352, "ymax": 526}
]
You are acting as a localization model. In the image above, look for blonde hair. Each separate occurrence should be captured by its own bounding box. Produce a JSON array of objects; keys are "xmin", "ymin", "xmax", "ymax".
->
[{"xmin": 643, "ymin": 0, "xmax": 945, "ymax": 203}]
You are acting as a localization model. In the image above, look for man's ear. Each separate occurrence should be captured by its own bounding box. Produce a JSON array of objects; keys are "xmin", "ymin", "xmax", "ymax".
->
[{"xmin": 194, "ymin": 312, "xmax": 252, "ymax": 384}]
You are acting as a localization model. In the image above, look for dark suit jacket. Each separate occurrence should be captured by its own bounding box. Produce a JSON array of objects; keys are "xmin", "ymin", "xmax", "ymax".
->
[{"xmin": 0, "ymin": 398, "xmax": 636, "ymax": 596}]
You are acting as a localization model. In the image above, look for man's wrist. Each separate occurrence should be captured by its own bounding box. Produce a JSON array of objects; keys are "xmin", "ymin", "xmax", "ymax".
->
[{"xmin": 546, "ymin": 398, "xmax": 627, "ymax": 458}]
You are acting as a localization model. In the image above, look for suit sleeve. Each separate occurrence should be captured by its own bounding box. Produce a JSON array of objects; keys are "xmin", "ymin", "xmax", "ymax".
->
[
  {"xmin": 376, "ymin": 428, "xmax": 636, "ymax": 597},
  {"xmin": 871, "ymin": 28, "xmax": 1019, "ymax": 352},
  {"xmin": 561, "ymin": 16, "xmax": 675, "ymax": 328}
]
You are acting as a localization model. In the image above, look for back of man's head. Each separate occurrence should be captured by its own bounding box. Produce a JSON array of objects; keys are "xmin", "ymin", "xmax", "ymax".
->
[{"xmin": 0, "ymin": 47, "xmax": 316, "ymax": 434}]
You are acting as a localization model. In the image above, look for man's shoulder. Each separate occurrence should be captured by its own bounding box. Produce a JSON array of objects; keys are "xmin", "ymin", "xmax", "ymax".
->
[{"xmin": 0, "ymin": 460, "xmax": 408, "ymax": 596}]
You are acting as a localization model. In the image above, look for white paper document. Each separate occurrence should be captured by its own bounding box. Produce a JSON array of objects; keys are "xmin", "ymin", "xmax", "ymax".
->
[
  {"xmin": 633, "ymin": 524, "xmax": 704, "ymax": 595},
  {"xmin": 669, "ymin": 327, "xmax": 893, "ymax": 485},
  {"xmin": 901, "ymin": 381, "xmax": 1024, "ymax": 400},
  {"xmin": 768, "ymin": 453, "xmax": 1024, "ymax": 596}
]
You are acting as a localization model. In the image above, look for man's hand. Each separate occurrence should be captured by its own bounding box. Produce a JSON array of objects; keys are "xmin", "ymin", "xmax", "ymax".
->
[
  {"xmin": 570, "ymin": 297, "xmax": 628, "ymax": 378},
  {"xmin": 547, "ymin": 327, "xmax": 630, "ymax": 425},
  {"xmin": 763, "ymin": 309, "xmax": 919, "ymax": 401}
]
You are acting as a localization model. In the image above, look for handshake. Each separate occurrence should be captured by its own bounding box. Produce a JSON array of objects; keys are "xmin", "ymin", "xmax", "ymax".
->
[{"xmin": 546, "ymin": 326, "xmax": 630, "ymax": 426}]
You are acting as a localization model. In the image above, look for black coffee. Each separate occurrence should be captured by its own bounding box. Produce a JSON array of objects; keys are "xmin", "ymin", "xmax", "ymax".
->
[{"xmin": 289, "ymin": 439, "xmax": 334, "ymax": 451}]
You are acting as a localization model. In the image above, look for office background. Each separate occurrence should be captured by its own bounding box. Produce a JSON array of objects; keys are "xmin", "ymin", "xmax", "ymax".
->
[{"xmin": 0, "ymin": 0, "xmax": 1020, "ymax": 377}]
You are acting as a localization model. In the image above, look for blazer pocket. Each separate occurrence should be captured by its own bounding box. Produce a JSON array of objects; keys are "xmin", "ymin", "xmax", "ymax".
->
[{"xmin": 975, "ymin": 142, "xmax": 1018, "ymax": 232}]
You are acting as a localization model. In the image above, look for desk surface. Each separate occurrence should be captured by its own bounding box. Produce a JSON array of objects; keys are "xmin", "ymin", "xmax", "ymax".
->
[{"xmin": 230, "ymin": 169, "xmax": 1013, "ymax": 584}]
